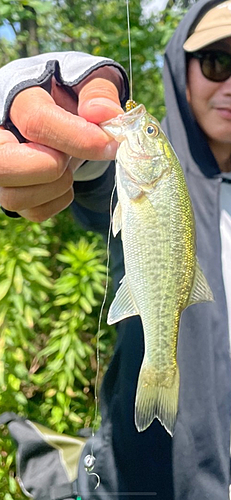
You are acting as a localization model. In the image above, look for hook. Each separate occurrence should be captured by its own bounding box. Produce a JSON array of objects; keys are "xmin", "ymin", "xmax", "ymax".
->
[{"xmin": 83, "ymin": 454, "xmax": 100, "ymax": 490}]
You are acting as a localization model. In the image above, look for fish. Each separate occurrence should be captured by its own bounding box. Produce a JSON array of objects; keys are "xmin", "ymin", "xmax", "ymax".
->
[{"xmin": 100, "ymin": 104, "xmax": 213, "ymax": 436}]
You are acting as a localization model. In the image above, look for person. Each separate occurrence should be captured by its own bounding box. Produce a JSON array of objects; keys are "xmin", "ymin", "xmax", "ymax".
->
[{"xmin": 0, "ymin": 0, "xmax": 230, "ymax": 498}]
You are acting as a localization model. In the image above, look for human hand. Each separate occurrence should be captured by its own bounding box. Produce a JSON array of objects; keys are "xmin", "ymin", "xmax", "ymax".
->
[{"xmin": 0, "ymin": 67, "xmax": 124, "ymax": 221}]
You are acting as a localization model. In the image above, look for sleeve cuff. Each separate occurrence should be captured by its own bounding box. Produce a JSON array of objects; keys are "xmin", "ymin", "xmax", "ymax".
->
[
  {"xmin": 1, "ymin": 207, "xmax": 20, "ymax": 218},
  {"xmin": 0, "ymin": 52, "xmax": 129, "ymax": 125}
]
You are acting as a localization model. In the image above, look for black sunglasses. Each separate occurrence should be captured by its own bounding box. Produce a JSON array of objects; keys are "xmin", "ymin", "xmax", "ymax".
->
[{"xmin": 190, "ymin": 50, "xmax": 231, "ymax": 82}]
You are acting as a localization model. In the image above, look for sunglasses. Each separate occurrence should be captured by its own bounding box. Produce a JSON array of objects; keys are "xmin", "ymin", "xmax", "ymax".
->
[{"xmin": 190, "ymin": 50, "xmax": 231, "ymax": 82}]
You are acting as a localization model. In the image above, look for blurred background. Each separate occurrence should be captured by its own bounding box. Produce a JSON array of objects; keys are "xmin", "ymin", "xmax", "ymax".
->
[{"xmin": 0, "ymin": 1, "xmax": 196, "ymax": 498}]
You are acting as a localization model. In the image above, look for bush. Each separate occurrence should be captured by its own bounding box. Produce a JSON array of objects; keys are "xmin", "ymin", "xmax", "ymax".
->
[{"xmin": 0, "ymin": 209, "xmax": 116, "ymax": 500}]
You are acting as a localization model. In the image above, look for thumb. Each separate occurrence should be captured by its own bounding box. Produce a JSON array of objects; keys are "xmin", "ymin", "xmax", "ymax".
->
[{"xmin": 78, "ymin": 78, "xmax": 124, "ymax": 124}]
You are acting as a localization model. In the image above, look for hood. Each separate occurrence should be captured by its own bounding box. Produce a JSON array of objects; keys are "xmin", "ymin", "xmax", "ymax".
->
[{"xmin": 162, "ymin": 0, "xmax": 224, "ymax": 178}]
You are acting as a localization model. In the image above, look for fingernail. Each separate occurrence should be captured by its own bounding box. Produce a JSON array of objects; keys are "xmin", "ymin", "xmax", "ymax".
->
[
  {"xmin": 88, "ymin": 98, "xmax": 123, "ymax": 113},
  {"xmin": 103, "ymin": 140, "xmax": 119, "ymax": 159}
]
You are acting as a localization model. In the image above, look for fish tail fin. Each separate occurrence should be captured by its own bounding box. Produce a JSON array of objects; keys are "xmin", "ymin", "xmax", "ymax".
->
[{"xmin": 135, "ymin": 362, "xmax": 180, "ymax": 436}]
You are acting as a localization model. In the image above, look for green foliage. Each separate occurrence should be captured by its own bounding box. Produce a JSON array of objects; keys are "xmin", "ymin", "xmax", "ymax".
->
[{"xmin": 0, "ymin": 210, "xmax": 115, "ymax": 499}]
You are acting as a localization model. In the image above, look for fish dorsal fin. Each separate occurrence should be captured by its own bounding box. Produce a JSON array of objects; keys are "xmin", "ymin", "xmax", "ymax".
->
[
  {"xmin": 107, "ymin": 276, "xmax": 139, "ymax": 325},
  {"xmin": 112, "ymin": 201, "xmax": 122, "ymax": 237},
  {"xmin": 187, "ymin": 259, "xmax": 214, "ymax": 307}
]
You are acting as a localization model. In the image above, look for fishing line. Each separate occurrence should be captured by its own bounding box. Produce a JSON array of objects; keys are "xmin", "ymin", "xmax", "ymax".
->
[
  {"xmin": 126, "ymin": 0, "xmax": 133, "ymax": 102},
  {"xmin": 126, "ymin": 0, "xmax": 137, "ymax": 111},
  {"xmin": 92, "ymin": 182, "xmax": 116, "ymax": 442},
  {"xmin": 84, "ymin": 0, "xmax": 135, "ymax": 488},
  {"xmin": 83, "ymin": 183, "xmax": 116, "ymax": 489}
]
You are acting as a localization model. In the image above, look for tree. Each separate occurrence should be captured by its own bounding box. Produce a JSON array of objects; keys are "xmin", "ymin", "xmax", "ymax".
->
[
  {"xmin": 167, "ymin": 0, "xmax": 197, "ymax": 6},
  {"xmin": 0, "ymin": 1, "xmax": 54, "ymax": 58}
]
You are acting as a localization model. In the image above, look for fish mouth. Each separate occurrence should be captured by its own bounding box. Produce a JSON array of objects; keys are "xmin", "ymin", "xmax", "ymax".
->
[
  {"xmin": 100, "ymin": 104, "xmax": 147, "ymax": 142},
  {"xmin": 121, "ymin": 103, "xmax": 147, "ymax": 124}
]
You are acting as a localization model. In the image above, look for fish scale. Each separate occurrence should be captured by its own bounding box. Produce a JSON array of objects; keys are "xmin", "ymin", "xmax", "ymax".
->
[{"xmin": 100, "ymin": 104, "xmax": 213, "ymax": 435}]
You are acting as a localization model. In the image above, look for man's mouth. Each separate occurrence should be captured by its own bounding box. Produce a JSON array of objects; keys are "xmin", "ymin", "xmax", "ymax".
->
[{"xmin": 215, "ymin": 107, "xmax": 231, "ymax": 119}]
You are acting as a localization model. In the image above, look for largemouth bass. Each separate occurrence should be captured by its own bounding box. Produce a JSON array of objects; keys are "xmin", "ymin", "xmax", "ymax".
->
[{"xmin": 101, "ymin": 104, "xmax": 213, "ymax": 436}]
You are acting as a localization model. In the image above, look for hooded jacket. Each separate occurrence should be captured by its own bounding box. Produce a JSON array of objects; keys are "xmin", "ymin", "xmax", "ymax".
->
[
  {"xmin": 162, "ymin": 1, "xmax": 231, "ymax": 498},
  {"xmin": 0, "ymin": 1, "xmax": 230, "ymax": 499}
]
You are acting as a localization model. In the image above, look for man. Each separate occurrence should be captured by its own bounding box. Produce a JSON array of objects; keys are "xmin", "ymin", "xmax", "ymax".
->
[{"xmin": 0, "ymin": 0, "xmax": 230, "ymax": 498}]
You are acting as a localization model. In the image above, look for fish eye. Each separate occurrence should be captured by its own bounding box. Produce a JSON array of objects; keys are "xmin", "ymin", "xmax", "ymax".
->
[{"xmin": 146, "ymin": 124, "xmax": 159, "ymax": 137}]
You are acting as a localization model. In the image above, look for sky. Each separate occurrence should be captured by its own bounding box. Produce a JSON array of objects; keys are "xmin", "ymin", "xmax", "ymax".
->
[
  {"xmin": 0, "ymin": 21, "xmax": 15, "ymax": 41},
  {"xmin": 141, "ymin": 0, "xmax": 169, "ymax": 17}
]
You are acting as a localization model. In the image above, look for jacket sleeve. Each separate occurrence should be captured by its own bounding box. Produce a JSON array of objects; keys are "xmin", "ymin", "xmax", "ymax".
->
[{"xmin": 0, "ymin": 51, "xmax": 129, "ymax": 125}]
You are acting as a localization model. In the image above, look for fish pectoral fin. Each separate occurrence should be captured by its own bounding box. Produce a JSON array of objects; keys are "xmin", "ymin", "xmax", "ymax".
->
[
  {"xmin": 107, "ymin": 275, "xmax": 139, "ymax": 325},
  {"xmin": 112, "ymin": 201, "xmax": 122, "ymax": 237},
  {"xmin": 187, "ymin": 259, "xmax": 214, "ymax": 307},
  {"xmin": 120, "ymin": 164, "xmax": 143, "ymax": 200}
]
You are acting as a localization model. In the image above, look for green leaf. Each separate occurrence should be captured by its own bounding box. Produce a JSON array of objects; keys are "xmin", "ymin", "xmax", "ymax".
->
[
  {"xmin": 29, "ymin": 247, "xmax": 50, "ymax": 257},
  {"xmin": 4, "ymin": 493, "xmax": 14, "ymax": 500},
  {"xmin": 8, "ymin": 374, "xmax": 21, "ymax": 391},
  {"xmin": 0, "ymin": 279, "xmax": 12, "ymax": 301},
  {"xmin": 56, "ymin": 391, "xmax": 66, "ymax": 407},
  {"xmin": 5, "ymin": 259, "xmax": 16, "ymax": 280},
  {"xmin": 38, "ymin": 340, "xmax": 60, "ymax": 358},
  {"xmin": 24, "ymin": 305, "xmax": 34, "ymax": 328},
  {"xmin": 64, "ymin": 349, "xmax": 75, "ymax": 371},
  {"xmin": 33, "ymin": 274, "xmax": 53, "ymax": 289},
  {"xmin": 51, "ymin": 406, "xmax": 63, "ymax": 422},
  {"xmin": 68, "ymin": 412, "xmax": 83, "ymax": 424},
  {"xmin": 14, "ymin": 363, "xmax": 28, "ymax": 380},
  {"xmin": 8, "ymin": 475, "xmax": 17, "ymax": 494},
  {"xmin": 48, "ymin": 358, "xmax": 63, "ymax": 372},
  {"xmin": 79, "ymin": 297, "xmax": 92, "ymax": 314},
  {"xmin": 13, "ymin": 265, "xmax": 23, "ymax": 294},
  {"xmin": 0, "ymin": 304, "xmax": 8, "ymax": 327},
  {"xmin": 0, "ymin": 360, "xmax": 5, "ymax": 387},
  {"xmin": 74, "ymin": 368, "xmax": 90, "ymax": 386},
  {"xmin": 18, "ymin": 250, "xmax": 32, "ymax": 263},
  {"xmin": 84, "ymin": 283, "xmax": 98, "ymax": 306},
  {"xmin": 12, "ymin": 294, "xmax": 24, "ymax": 314},
  {"xmin": 58, "ymin": 372, "xmax": 68, "ymax": 392},
  {"xmin": 60, "ymin": 334, "xmax": 71, "ymax": 355},
  {"xmin": 54, "ymin": 296, "xmax": 72, "ymax": 306},
  {"xmin": 14, "ymin": 391, "xmax": 28, "ymax": 406}
]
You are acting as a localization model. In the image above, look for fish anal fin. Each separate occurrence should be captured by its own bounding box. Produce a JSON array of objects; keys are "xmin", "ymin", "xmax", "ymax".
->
[
  {"xmin": 135, "ymin": 362, "xmax": 179, "ymax": 436},
  {"xmin": 107, "ymin": 276, "xmax": 139, "ymax": 325},
  {"xmin": 112, "ymin": 201, "xmax": 122, "ymax": 237},
  {"xmin": 188, "ymin": 259, "xmax": 214, "ymax": 307}
]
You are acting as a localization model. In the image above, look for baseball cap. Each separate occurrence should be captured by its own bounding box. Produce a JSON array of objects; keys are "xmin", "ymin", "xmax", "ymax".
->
[{"xmin": 183, "ymin": 1, "xmax": 231, "ymax": 52}]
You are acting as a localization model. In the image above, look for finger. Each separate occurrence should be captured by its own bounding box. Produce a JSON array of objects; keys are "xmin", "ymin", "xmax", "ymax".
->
[
  {"xmin": 10, "ymin": 85, "xmax": 121, "ymax": 160},
  {"xmin": 78, "ymin": 78, "xmax": 123, "ymax": 123},
  {"xmin": 0, "ymin": 165, "xmax": 73, "ymax": 212},
  {"xmin": 0, "ymin": 128, "xmax": 20, "ymax": 144},
  {"xmin": 0, "ymin": 141, "xmax": 69, "ymax": 187},
  {"xmin": 18, "ymin": 187, "xmax": 74, "ymax": 223}
]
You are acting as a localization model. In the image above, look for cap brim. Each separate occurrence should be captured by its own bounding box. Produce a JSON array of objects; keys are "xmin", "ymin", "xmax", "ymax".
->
[{"xmin": 183, "ymin": 27, "xmax": 231, "ymax": 51}]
